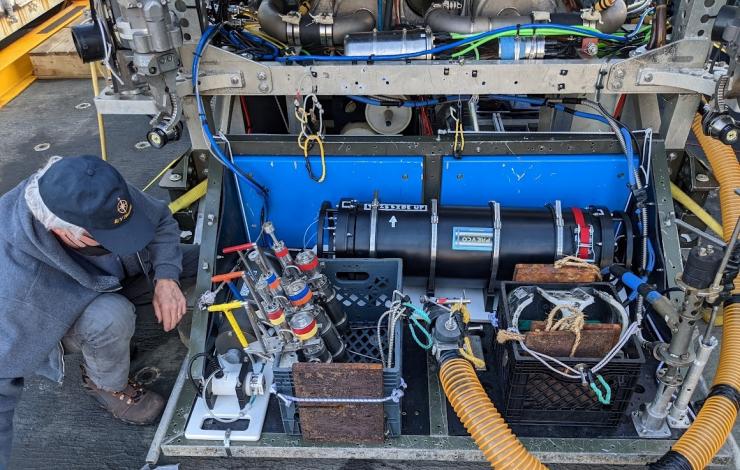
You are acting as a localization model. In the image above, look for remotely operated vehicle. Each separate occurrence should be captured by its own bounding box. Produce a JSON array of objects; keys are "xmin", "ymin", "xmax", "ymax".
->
[{"xmin": 72, "ymin": 0, "xmax": 740, "ymax": 465}]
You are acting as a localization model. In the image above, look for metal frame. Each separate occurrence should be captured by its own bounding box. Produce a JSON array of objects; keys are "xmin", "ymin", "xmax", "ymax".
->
[
  {"xmin": 148, "ymin": 134, "xmax": 733, "ymax": 465},
  {"xmin": 141, "ymin": 0, "xmax": 737, "ymax": 459},
  {"xmin": 174, "ymin": 39, "xmax": 720, "ymax": 99}
]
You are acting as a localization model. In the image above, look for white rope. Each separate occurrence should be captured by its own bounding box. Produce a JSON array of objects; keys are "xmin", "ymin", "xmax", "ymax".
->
[
  {"xmin": 377, "ymin": 290, "xmax": 406, "ymax": 369},
  {"xmin": 273, "ymin": 379, "xmax": 406, "ymax": 405}
]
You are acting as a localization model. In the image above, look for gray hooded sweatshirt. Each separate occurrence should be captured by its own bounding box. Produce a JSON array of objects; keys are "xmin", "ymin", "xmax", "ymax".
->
[{"xmin": 0, "ymin": 179, "xmax": 182, "ymax": 469}]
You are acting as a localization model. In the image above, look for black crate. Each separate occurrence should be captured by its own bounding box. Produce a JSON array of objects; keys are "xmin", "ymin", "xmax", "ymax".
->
[
  {"xmin": 273, "ymin": 258, "xmax": 403, "ymax": 438},
  {"xmin": 494, "ymin": 282, "xmax": 645, "ymax": 428}
]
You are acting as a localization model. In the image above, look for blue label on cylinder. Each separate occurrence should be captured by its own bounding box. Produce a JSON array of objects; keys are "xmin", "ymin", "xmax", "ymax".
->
[{"xmin": 452, "ymin": 226, "xmax": 493, "ymax": 251}]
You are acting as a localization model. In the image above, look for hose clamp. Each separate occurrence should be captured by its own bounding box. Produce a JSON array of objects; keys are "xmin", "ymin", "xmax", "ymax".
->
[
  {"xmin": 285, "ymin": 23, "xmax": 301, "ymax": 46},
  {"xmin": 319, "ymin": 24, "xmax": 333, "ymax": 47},
  {"xmin": 553, "ymin": 200, "xmax": 564, "ymax": 259},
  {"xmin": 487, "ymin": 201, "xmax": 502, "ymax": 295},
  {"xmin": 428, "ymin": 199, "xmax": 439, "ymax": 294},
  {"xmin": 369, "ymin": 194, "xmax": 379, "ymax": 257}
]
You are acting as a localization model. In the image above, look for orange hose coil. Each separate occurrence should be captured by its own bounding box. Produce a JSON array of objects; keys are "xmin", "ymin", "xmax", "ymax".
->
[
  {"xmin": 671, "ymin": 114, "xmax": 740, "ymax": 469},
  {"xmin": 440, "ymin": 358, "xmax": 547, "ymax": 469}
]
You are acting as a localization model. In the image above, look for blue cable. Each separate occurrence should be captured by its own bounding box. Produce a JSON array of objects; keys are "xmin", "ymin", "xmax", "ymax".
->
[
  {"xmin": 224, "ymin": 29, "xmax": 279, "ymax": 60},
  {"xmin": 628, "ymin": 7, "xmax": 654, "ymax": 40},
  {"xmin": 489, "ymin": 95, "xmax": 610, "ymax": 124},
  {"xmin": 193, "ymin": 26, "xmax": 268, "ymax": 198},
  {"xmin": 621, "ymin": 127, "xmax": 637, "ymax": 185},
  {"xmin": 348, "ymin": 95, "xmax": 482, "ymax": 108},
  {"xmin": 347, "ymin": 95, "xmax": 442, "ymax": 107},
  {"xmin": 277, "ymin": 24, "xmax": 628, "ymax": 63},
  {"xmin": 377, "ymin": 0, "xmax": 383, "ymax": 31},
  {"xmin": 488, "ymin": 94, "xmax": 546, "ymax": 105}
]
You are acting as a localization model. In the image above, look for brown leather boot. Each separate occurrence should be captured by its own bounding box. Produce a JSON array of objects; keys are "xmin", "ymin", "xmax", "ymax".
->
[{"xmin": 81, "ymin": 367, "xmax": 165, "ymax": 425}]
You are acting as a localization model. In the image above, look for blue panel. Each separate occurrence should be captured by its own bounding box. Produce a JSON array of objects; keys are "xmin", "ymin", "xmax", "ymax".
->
[
  {"xmin": 440, "ymin": 154, "xmax": 634, "ymax": 209},
  {"xmin": 232, "ymin": 155, "xmax": 423, "ymax": 247}
]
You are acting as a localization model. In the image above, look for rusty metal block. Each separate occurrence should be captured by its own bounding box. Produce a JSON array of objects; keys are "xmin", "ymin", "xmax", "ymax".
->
[
  {"xmin": 525, "ymin": 322, "xmax": 621, "ymax": 357},
  {"xmin": 292, "ymin": 362, "xmax": 384, "ymax": 444},
  {"xmin": 513, "ymin": 263, "xmax": 600, "ymax": 283}
]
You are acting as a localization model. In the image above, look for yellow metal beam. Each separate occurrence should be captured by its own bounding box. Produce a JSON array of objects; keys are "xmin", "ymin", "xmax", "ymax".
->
[{"xmin": 0, "ymin": 1, "xmax": 87, "ymax": 108}]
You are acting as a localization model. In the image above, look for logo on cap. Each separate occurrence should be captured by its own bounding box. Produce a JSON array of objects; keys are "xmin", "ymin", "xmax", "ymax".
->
[{"xmin": 114, "ymin": 197, "xmax": 132, "ymax": 225}]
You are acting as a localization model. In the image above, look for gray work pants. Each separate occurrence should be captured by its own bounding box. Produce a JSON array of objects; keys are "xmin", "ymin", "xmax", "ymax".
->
[{"xmin": 62, "ymin": 244, "xmax": 199, "ymax": 392}]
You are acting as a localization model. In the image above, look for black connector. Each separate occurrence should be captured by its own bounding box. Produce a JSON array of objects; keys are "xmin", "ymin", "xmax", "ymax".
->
[{"xmin": 649, "ymin": 450, "xmax": 693, "ymax": 470}]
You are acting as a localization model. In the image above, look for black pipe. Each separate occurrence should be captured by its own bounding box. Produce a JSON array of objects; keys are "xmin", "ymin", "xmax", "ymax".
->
[{"xmin": 320, "ymin": 199, "xmax": 621, "ymax": 280}]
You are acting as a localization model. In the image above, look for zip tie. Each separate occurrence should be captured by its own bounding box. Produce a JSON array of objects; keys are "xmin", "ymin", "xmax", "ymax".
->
[{"xmin": 272, "ymin": 378, "xmax": 407, "ymax": 405}]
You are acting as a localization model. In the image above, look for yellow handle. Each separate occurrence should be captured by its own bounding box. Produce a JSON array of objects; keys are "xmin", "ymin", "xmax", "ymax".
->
[
  {"xmin": 223, "ymin": 310, "xmax": 250, "ymax": 349},
  {"xmin": 207, "ymin": 300, "xmax": 245, "ymax": 312},
  {"xmin": 207, "ymin": 301, "xmax": 249, "ymax": 349}
]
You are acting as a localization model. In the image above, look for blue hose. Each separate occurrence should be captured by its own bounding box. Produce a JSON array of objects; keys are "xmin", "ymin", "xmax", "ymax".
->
[{"xmin": 277, "ymin": 24, "xmax": 628, "ymax": 63}]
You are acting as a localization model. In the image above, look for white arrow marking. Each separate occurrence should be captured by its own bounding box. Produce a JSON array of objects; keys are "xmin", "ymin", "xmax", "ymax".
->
[{"xmin": 389, "ymin": 216, "xmax": 398, "ymax": 228}]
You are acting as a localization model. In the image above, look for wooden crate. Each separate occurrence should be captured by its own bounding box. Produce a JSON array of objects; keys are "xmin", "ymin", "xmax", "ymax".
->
[
  {"xmin": 0, "ymin": 0, "xmax": 64, "ymax": 42},
  {"xmin": 29, "ymin": 16, "xmax": 91, "ymax": 78}
]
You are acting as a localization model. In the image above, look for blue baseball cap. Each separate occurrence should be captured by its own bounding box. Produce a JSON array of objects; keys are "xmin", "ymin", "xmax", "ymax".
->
[{"xmin": 38, "ymin": 156, "xmax": 156, "ymax": 255}]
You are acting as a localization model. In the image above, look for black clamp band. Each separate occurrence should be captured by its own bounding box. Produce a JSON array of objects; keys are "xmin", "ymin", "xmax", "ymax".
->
[
  {"xmin": 707, "ymin": 383, "xmax": 740, "ymax": 411},
  {"xmin": 613, "ymin": 211, "xmax": 634, "ymax": 270},
  {"xmin": 649, "ymin": 450, "xmax": 692, "ymax": 470},
  {"xmin": 593, "ymin": 207, "xmax": 614, "ymax": 268}
]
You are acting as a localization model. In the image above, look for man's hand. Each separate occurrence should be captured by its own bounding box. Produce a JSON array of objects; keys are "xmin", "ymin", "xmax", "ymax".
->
[{"xmin": 153, "ymin": 279, "xmax": 187, "ymax": 332}]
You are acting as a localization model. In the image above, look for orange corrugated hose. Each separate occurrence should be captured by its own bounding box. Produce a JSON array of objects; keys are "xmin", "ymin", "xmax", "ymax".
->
[
  {"xmin": 439, "ymin": 358, "xmax": 548, "ymax": 469},
  {"xmin": 670, "ymin": 114, "xmax": 740, "ymax": 469}
]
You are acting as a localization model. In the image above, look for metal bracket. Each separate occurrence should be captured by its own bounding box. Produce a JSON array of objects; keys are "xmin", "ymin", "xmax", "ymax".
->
[
  {"xmin": 607, "ymin": 39, "xmax": 712, "ymax": 93},
  {"xmin": 492, "ymin": 201, "xmax": 502, "ymax": 278},
  {"xmin": 427, "ymin": 199, "xmax": 439, "ymax": 295},
  {"xmin": 197, "ymin": 72, "xmax": 245, "ymax": 92},
  {"xmin": 224, "ymin": 429, "xmax": 232, "ymax": 457},
  {"xmin": 637, "ymin": 69, "xmax": 719, "ymax": 95},
  {"xmin": 553, "ymin": 200, "xmax": 564, "ymax": 259},
  {"xmin": 369, "ymin": 193, "xmax": 379, "ymax": 257}
]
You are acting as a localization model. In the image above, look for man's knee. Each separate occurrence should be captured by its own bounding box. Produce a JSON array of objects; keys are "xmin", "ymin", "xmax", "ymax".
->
[
  {"xmin": 180, "ymin": 243, "xmax": 199, "ymax": 291},
  {"xmin": 77, "ymin": 294, "xmax": 136, "ymax": 342}
]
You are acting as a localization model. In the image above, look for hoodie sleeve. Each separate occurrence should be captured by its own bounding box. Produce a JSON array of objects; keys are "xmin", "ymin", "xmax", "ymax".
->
[
  {"xmin": 131, "ymin": 186, "xmax": 183, "ymax": 282},
  {"xmin": 0, "ymin": 378, "xmax": 22, "ymax": 470}
]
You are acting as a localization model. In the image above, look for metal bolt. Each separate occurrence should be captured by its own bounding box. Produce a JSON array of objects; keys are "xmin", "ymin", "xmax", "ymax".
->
[
  {"xmin": 201, "ymin": 261, "xmax": 209, "ymax": 271},
  {"xmin": 256, "ymin": 71, "xmax": 267, "ymax": 81},
  {"xmin": 198, "ymin": 154, "xmax": 207, "ymax": 161},
  {"xmin": 614, "ymin": 68, "xmax": 626, "ymax": 79},
  {"xmin": 668, "ymin": 152, "xmax": 678, "ymax": 161},
  {"xmin": 585, "ymin": 42, "xmax": 598, "ymax": 56},
  {"xmin": 456, "ymin": 173, "xmax": 464, "ymax": 180},
  {"xmin": 644, "ymin": 73, "xmax": 653, "ymax": 83},
  {"xmin": 696, "ymin": 173, "xmax": 709, "ymax": 183},
  {"xmin": 401, "ymin": 174, "xmax": 408, "ymax": 180},
  {"xmin": 230, "ymin": 76, "xmax": 240, "ymax": 85},
  {"xmin": 613, "ymin": 80, "xmax": 623, "ymax": 90},
  {"xmin": 169, "ymin": 173, "xmax": 182, "ymax": 182},
  {"xmin": 207, "ymin": 214, "xmax": 215, "ymax": 226},
  {"xmin": 258, "ymin": 82, "xmax": 269, "ymax": 92}
]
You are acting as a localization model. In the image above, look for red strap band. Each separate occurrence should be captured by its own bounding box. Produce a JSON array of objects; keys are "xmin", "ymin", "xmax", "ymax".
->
[
  {"xmin": 267, "ymin": 308, "xmax": 285, "ymax": 321},
  {"xmin": 223, "ymin": 243, "xmax": 255, "ymax": 254},
  {"xmin": 571, "ymin": 208, "xmax": 590, "ymax": 259},
  {"xmin": 298, "ymin": 256, "xmax": 319, "ymax": 271},
  {"xmin": 274, "ymin": 246, "xmax": 289, "ymax": 258},
  {"xmin": 291, "ymin": 318, "xmax": 317, "ymax": 336}
]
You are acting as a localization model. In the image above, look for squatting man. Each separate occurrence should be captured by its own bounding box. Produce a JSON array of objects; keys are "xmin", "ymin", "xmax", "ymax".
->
[{"xmin": 0, "ymin": 156, "xmax": 199, "ymax": 468}]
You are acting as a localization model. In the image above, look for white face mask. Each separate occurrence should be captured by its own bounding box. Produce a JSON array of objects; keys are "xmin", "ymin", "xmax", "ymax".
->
[{"xmin": 51, "ymin": 229, "xmax": 110, "ymax": 255}]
